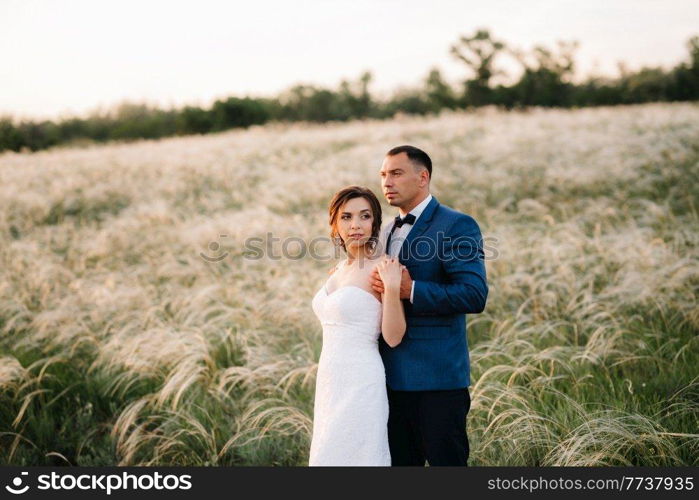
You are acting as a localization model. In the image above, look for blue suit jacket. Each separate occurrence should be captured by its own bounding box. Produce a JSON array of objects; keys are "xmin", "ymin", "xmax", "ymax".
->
[{"xmin": 379, "ymin": 196, "xmax": 488, "ymax": 391}]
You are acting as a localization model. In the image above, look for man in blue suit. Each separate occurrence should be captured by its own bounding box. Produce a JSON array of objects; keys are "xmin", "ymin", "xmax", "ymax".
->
[{"xmin": 371, "ymin": 145, "xmax": 488, "ymax": 466}]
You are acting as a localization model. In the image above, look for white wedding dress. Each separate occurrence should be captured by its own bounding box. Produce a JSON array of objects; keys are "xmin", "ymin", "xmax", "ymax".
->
[{"xmin": 309, "ymin": 276, "xmax": 391, "ymax": 466}]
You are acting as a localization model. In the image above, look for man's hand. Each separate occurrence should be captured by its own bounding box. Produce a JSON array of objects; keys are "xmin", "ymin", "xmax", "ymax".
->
[{"xmin": 371, "ymin": 264, "xmax": 413, "ymax": 300}]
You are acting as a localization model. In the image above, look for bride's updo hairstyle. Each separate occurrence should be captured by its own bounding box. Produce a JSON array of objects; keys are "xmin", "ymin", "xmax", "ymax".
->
[{"xmin": 329, "ymin": 185, "xmax": 382, "ymax": 252}]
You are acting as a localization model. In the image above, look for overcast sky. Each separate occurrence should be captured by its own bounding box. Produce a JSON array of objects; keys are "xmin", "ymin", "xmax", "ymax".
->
[{"xmin": 2, "ymin": 0, "xmax": 698, "ymax": 119}]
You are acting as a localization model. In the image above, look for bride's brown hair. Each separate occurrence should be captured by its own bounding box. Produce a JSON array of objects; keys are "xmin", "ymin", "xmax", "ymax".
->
[{"xmin": 329, "ymin": 186, "xmax": 382, "ymax": 251}]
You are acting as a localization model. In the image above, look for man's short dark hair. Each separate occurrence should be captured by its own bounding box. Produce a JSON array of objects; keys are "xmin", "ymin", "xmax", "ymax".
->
[{"xmin": 386, "ymin": 145, "xmax": 432, "ymax": 179}]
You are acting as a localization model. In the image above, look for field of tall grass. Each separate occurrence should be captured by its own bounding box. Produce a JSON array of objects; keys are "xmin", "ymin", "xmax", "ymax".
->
[{"xmin": 1, "ymin": 102, "xmax": 697, "ymax": 466}]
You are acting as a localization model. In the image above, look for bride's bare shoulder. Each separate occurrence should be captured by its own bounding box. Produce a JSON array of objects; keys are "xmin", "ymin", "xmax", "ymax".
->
[
  {"xmin": 366, "ymin": 256, "xmax": 385, "ymax": 271},
  {"xmin": 327, "ymin": 259, "xmax": 349, "ymax": 275}
]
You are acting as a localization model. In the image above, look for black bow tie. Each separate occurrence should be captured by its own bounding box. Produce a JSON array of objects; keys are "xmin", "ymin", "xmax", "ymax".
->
[{"xmin": 394, "ymin": 213, "xmax": 416, "ymax": 228}]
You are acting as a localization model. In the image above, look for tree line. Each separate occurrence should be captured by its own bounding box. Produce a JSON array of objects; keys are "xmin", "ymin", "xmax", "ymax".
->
[{"xmin": 2, "ymin": 30, "xmax": 698, "ymax": 153}]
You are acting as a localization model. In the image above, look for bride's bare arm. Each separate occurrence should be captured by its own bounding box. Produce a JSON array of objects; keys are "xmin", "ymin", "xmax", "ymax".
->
[{"xmin": 376, "ymin": 257, "xmax": 406, "ymax": 347}]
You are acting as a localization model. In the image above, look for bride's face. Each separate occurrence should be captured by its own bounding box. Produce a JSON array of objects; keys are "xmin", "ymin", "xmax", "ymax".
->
[{"xmin": 335, "ymin": 197, "xmax": 374, "ymax": 250}]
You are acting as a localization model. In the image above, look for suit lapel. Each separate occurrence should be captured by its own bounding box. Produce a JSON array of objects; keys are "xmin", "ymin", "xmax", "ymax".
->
[{"xmin": 399, "ymin": 196, "xmax": 439, "ymax": 262}]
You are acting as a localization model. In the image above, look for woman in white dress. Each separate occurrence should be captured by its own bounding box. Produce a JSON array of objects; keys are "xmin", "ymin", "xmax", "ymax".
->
[{"xmin": 309, "ymin": 185, "xmax": 406, "ymax": 466}]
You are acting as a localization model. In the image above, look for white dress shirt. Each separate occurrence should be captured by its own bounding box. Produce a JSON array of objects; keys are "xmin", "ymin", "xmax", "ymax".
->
[{"xmin": 384, "ymin": 193, "xmax": 432, "ymax": 303}]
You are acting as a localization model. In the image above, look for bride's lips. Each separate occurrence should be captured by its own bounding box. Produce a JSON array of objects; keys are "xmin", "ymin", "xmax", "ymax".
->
[{"xmin": 348, "ymin": 234, "xmax": 364, "ymax": 239}]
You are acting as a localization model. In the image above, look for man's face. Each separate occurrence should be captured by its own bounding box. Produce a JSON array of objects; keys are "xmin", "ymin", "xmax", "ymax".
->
[{"xmin": 380, "ymin": 152, "xmax": 427, "ymax": 209}]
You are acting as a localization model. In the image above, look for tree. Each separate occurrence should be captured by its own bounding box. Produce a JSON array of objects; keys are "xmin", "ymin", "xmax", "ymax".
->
[
  {"xmin": 338, "ymin": 71, "xmax": 374, "ymax": 119},
  {"xmin": 424, "ymin": 68, "xmax": 457, "ymax": 111},
  {"xmin": 211, "ymin": 97, "xmax": 271, "ymax": 130},
  {"xmin": 450, "ymin": 29, "xmax": 506, "ymax": 106},
  {"xmin": 0, "ymin": 117, "xmax": 24, "ymax": 152},
  {"xmin": 510, "ymin": 40, "xmax": 579, "ymax": 106},
  {"xmin": 177, "ymin": 106, "xmax": 214, "ymax": 134},
  {"xmin": 669, "ymin": 36, "xmax": 699, "ymax": 101}
]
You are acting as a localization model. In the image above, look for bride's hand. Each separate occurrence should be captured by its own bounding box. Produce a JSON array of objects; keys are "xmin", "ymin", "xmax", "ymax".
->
[{"xmin": 376, "ymin": 257, "xmax": 403, "ymax": 294}]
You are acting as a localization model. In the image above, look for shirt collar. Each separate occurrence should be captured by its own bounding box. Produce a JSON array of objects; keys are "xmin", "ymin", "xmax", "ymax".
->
[{"xmin": 404, "ymin": 193, "xmax": 432, "ymax": 222}]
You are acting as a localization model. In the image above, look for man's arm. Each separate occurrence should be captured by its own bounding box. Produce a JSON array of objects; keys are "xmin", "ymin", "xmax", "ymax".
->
[{"xmin": 410, "ymin": 215, "xmax": 488, "ymax": 316}]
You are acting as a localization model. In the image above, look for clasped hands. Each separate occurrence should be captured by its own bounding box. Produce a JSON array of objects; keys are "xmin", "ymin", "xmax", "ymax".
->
[{"xmin": 371, "ymin": 257, "xmax": 413, "ymax": 300}]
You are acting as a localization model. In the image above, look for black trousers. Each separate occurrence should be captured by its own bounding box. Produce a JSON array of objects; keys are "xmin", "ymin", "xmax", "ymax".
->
[{"xmin": 386, "ymin": 386, "xmax": 471, "ymax": 466}]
